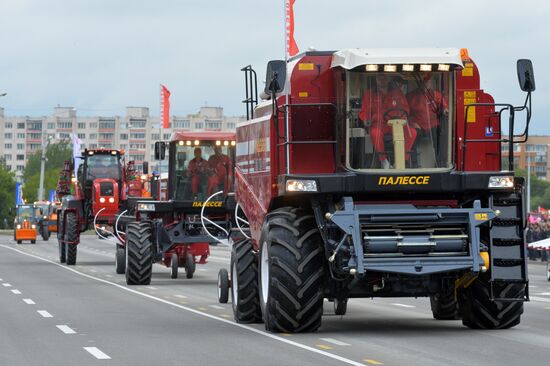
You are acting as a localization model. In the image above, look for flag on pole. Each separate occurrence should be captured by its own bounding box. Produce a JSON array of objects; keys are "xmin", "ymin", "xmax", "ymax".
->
[
  {"xmin": 48, "ymin": 189, "xmax": 56, "ymax": 203},
  {"xmin": 160, "ymin": 85, "xmax": 171, "ymax": 129},
  {"xmin": 285, "ymin": 0, "xmax": 299, "ymax": 57},
  {"xmin": 15, "ymin": 182, "xmax": 24, "ymax": 205},
  {"xmin": 71, "ymin": 133, "xmax": 82, "ymax": 177}
]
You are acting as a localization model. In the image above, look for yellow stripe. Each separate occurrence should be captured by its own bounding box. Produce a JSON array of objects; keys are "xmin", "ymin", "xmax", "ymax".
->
[
  {"xmin": 364, "ymin": 360, "xmax": 384, "ymax": 365},
  {"xmin": 316, "ymin": 344, "xmax": 333, "ymax": 350},
  {"xmin": 298, "ymin": 92, "xmax": 309, "ymax": 97},
  {"xmin": 299, "ymin": 63, "xmax": 315, "ymax": 71}
]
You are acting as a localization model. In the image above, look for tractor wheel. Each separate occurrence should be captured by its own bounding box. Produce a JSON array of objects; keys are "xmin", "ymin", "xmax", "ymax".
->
[
  {"xmin": 65, "ymin": 212, "xmax": 79, "ymax": 265},
  {"xmin": 458, "ymin": 274, "xmax": 524, "ymax": 329},
  {"xmin": 231, "ymin": 238, "xmax": 261, "ymax": 322},
  {"xmin": 546, "ymin": 262, "xmax": 550, "ymax": 281},
  {"xmin": 59, "ymin": 241, "xmax": 66, "ymax": 263},
  {"xmin": 334, "ymin": 298, "xmax": 348, "ymax": 316},
  {"xmin": 430, "ymin": 291, "xmax": 460, "ymax": 320},
  {"xmin": 217, "ymin": 268, "xmax": 229, "ymax": 304},
  {"xmin": 171, "ymin": 253, "xmax": 179, "ymax": 279},
  {"xmin": 17, "ymin": 240, "xmax": 22, "ymax": 244},
  {"xmin": 115, "ymin": 245, "xmax": 126, "ymax": 274},
  {"xmin": 41, "ymin": 226, "xmax": 50, "ymax": 241},
  {"xmin": 185, "ymin": 253, "xmax": 195, "ymax": 279},
  {"xmin": 31, "ymin": 240, "xmax": 36, "ymax": 244},
  {"xmin": 125, "ymin": 222, "xmax": 153, "ymax": 285},
  {"xmin": 259, "ymin": 207, "xmax": 325, "ymax": 333}
]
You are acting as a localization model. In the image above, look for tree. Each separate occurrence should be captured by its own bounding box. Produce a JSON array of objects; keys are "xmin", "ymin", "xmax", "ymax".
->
[
  {"xmin": 0, "ymin": 163, "xmax": 16, "ymax": 229},
  {"xmin": 23, "ymin": 142, "xmax": 72, "ymax": 202}
]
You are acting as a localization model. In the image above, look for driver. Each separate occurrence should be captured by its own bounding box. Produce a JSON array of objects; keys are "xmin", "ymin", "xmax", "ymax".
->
[
  {"xmin": 187, "ymin": 147, "xmax": 208, "ymax": 197},
  {"xmin": 207, "ymin": 146, "xmax": 232, "ymax": 195},
  {"xmin": 359, "ymin": 74, "xmax": 416, "ymax": 169}
]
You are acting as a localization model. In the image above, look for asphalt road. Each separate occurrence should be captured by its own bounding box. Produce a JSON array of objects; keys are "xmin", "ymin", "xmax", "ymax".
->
[{"xmin": 1, "ymin": 233, "xmax": 549, "ymax": 366}]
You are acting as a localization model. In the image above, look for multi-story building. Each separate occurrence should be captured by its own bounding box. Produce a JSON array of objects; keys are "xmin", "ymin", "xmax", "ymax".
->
[
  {"xmin": 0, "ymin": 106, "xmax": 242, "ymax": 179},
  {"xmin": 501, "ymin": 135, "xmax": 550, "ymax": 180}
]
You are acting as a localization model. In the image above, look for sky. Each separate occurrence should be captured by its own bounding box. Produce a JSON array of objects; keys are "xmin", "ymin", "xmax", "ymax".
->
[{"xmin": 0, "ymin": 0, "xmax": 548, "ymax": 133}]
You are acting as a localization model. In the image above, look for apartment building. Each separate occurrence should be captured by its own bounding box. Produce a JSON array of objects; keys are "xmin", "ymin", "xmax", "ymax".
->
[
  {"xmin": 0, "ymin": 106, "xmax": 242, "ymax": 179},
  {"xmin": 501, "ymin": 135, "xmax": 550, "ymax": 180}
]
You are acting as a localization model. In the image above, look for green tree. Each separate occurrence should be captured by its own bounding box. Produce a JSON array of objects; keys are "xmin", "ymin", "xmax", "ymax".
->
[
  {"xmin": 0, "ymin": 162, "xmax": 16, "ymax": 229},
  {"xmin": 23, "ymin": 142, "xmax": 72, "ymax": 203},
  {"xmin": 515, "ymin": 167, "xmax": 550, "ymax": 210}
]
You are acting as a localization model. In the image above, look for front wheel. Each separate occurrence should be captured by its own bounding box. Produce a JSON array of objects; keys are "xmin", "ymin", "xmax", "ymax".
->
[
  {"xmin": 115, "ymin": 245, "xmax": 126, "ymax": 274},
  {"xmin": 65, "ymin": 212, "xmax": 79, "ymax": 265},
  {"xmin": 125, "ymin": 222, "xmax": 154, "ymax": 285},
  {"xmin": 218, "ymin": 268, "xmax": 229, "ymax": 304},
  {"xmin": 259, "ymin": 207, "xmax": 325, "ymax": 333},
  {"xmin": 185, "ymin": 253, "xmax": 195, "ymax": 279},
  {"xmin": 430, "ymin": 291, "xmax": 459, "ymax": 320},
  {"xmin": 41, "ymin": 226, "xmax": 50, "ymax": 241},
  {"xmin": 171, "ymin": 253, "xmax": 179, "ymax": 279}
]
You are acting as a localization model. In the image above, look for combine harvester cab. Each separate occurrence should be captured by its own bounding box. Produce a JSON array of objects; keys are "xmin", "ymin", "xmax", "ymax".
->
[
  {"xmin": 13, "ymin": 204, "xmax": 37, "ymax": 244},
  {"xmin": 228, "ymin": 48, "xmax": 535, "ymax": 331},
  {"xmin": 122, "ymin": 132, "xmax": 236, "ymax": 285},
  {"xmin": 56, "ymin": 149, "xmax": 130, "ymax": 265}
]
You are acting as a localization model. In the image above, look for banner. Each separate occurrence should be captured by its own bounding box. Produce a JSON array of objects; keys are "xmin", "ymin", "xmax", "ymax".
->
[
  {"xmin": 285, "ymin": 0, "xmax": 299, "ymax": 57},
  {"xmin": 71, "ymin": 133, "xmax": 82, "ymax": 177},
  {"xmin": 15, "ymin": 182, "xmax": 23, "ymax": 205},
  {"xmin": 48, "ymin": 189, "xmax": 56, "ymax": 203},
  {"xmin": 160, "ymin": 85, "xmax": 171, "ymax": 129}
]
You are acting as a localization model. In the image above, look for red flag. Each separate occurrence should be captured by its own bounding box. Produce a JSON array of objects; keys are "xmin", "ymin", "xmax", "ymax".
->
[
  {"xmin": 286, "ymin": 0, "xmax": 299, "ymax": 57},
  {"xmin": 160, "ymin": 84, "xmax": 171, "ymax": 129}
]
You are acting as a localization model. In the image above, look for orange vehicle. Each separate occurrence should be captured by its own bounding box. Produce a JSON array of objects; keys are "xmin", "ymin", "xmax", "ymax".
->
[{"xmin": 13, "ymin": 204, "xmax": 37, "ymax": 244}]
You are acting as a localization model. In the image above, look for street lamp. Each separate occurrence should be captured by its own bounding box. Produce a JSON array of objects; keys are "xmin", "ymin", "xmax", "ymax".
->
[{"xmin": 37, "ymin": 132, "xmax": 53, "ymax": 201}]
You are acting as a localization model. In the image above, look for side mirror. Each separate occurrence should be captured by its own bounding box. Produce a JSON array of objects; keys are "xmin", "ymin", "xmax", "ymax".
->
[
  {"xmin": 517, "ymin": 59, "xmax": 535, "ymax": 92},
  {"xmin": 142, "ymin": 161, "xmax": 149, "ymax": 175},
  {"xmin": 264, "ymin": 60, "xmax": 286, "ymax": 95},
  {"xmin": 154, "ymin": 141, "xmax": 166, "ymax": 160}
]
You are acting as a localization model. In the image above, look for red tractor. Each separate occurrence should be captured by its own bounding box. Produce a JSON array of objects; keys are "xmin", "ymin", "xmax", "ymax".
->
[
  {"xmin": 222, "ymin": 48, "xmax": 535, "ymax": 332},
  {"xmin": 121, "ymin": 132, "xmax": 236, "ymax": 285},
  {"xmin": 56, "ymin": 148, "xmax": 144, "ymax": 265}
]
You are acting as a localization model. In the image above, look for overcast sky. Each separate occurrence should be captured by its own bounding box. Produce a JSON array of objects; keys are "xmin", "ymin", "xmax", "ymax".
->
[{"xmin": 0, "ymin": 0, "xmax": 548, "ymax": 133}]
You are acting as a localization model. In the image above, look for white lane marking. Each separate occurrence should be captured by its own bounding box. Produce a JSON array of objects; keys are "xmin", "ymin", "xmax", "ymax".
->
[
  {"xmin": 23, "ymin": 298, "xmax": 36, "ymax": 305},
  {"xmin": 148, "ymin": 286, "xmax": 158, "ymax": 290},
  {"xmin": 11, "ymin": 289, "xmax": 22, "ymax": 294},
  {"xmin": 198, "ymin": 268, "xmax": 207, "ymax": 272},
  {"xmin": 209, "ymin": 305, "xmax": 224, "ymax": 310},
  {"xmin": 90, "ymin": 269, "xmax": 97, "ymax": 273},
  {"xmin": 531, "ymin": 296, "xmax": 550, "ymax": 303},
  {"xmin": 37, "ymin": 310, "xmax": 53, "ymax": 318},
  {"xmin": 174, "ymin": 294, "xmax": 187, "ymax": 299},
  {"xmin": 320, "ymin": 338, "xmax": 351, "ymax": 346},
  {"xmin": 3, "ymin": 283, "xmax": 12, "ymax": 287},
  {"xmin": 84, "ymin": 347, "xmax": 111, "ymax": 360},
  {"xmin": 56, "ymin": 325, "xmax": 76, "ymax": 334},
  {"xmin": 391, "ymin": 303, "xmax": 415, "ymax": 308},
  {"xmin": 105, "ymin": 274, "xmax": 113, "ymax": 278},
  {"xmin": 534, "ymin": 292, "xmax": 550, "ymax": 296},
  {"xmin": 1, "ymin": 245, "xmax": 367, "ymax": 366}
]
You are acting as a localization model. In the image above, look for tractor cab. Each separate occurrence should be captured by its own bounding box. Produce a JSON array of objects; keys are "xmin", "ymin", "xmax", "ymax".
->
[
  {"xmin": 163, "ymin": 132, "xmax": 236, "ymax": 202},
  {"xmin": 14, "ymin": 204, "xmax": 37, "ymax": 244}
]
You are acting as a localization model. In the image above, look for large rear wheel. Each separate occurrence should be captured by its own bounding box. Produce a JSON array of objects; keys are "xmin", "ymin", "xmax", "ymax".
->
[
  {"xmin": 230, "ymin": 238, "xmax": 261, "ymax": 323},
  {"xmin": 65, "ymin": 212, "xmax": 79, "ymax": 265},
  {"xmin": 459, "ymin": 274, "xmax": 524, "ymax": 329},
  {"xmin": 125, "ymin": 222, "xmax": 153, "ymax": 285},
  {"xmin": 259, "ymin": 207, "xmax": 325, "ymax": 333}
]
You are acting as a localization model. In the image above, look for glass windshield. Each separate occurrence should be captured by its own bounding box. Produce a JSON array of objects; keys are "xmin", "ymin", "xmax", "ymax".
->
[
  {"xmin": 173, "ymin": 142, "xmax": 233, "ymax": 200},
  {"xmin": 346, "ymin": 71, "xmax": 452, "ymax": 170},
  {"xmin": 17, "ymin": 205, "xmax": 34, "ymax": 219},
  {"xmin": 34, "ymin": 203, "xmax": 50, "ymax": 216},
  {"xmin": 86, "ymin": 154, "xmax": 121, "ymax": 180}
]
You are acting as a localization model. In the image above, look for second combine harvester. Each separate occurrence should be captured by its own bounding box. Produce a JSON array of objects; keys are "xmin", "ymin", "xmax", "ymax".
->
[{"xmin": 222, "ymin": 48, "xmax": 535, "ymax": 332}]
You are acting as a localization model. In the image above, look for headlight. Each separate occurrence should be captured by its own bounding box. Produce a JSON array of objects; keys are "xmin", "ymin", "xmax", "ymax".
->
[
  {"xmin": 31, "ymin": 224, "xmax": 36, "ymax": 229},
  {"xmin": 137, "ymin": 203, "xmax": 156, "ymax": 211},
  {"xmin": 43, "ymin": 215, "xmax": 48, "ymax": 219},
  {"xmin": 286, "ymin": 179, "xmax": 318, "ymax": 192},
  {"xmin": 108, "ymin": 197, "xmax": 115, "ymax": 203},
  {"xmin": 488, "ymin": 176, "xmax": 514, "ymax": 188},
  {"xmin": 16, "ymin": 224, "xmax": 21, "ymax": 229},
  {"xmin": 99, "ymin": 197, "xmax": 106, "ymax": 203}
]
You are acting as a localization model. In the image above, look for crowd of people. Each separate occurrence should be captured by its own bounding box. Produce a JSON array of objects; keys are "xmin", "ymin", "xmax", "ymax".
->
[{"xmin": 526, "ymin": 221, "xmax": 550, "ymax": 261}]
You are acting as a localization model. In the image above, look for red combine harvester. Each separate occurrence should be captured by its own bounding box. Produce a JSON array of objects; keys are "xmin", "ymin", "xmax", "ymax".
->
[
  {"xmin": 121, "ymin": 132, "xmax": 236, "ymax": 285},
  {"xmin": 221, "ymin": 48, "xmax": 535, "ymax": 332},
  {"xmin": 56, "ymin": 149, "xmax": 147, "ymax": 265}
]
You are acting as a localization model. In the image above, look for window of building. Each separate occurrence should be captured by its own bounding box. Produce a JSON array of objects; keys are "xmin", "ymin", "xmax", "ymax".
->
[
  {"xmin": 99, "ymin": 133, "xmax": 114, "ymax": 140},
  {"xmin": 151, "ymin": 133, "xmax": 160, "ymax": 140},
  {"xmin": 129, "ymin": 143, "xmax": 146, "ymax": 149},
  {"xmin": 17, "ymin": 122, "xmax": 25, "ymax": 129},
  {"xmin": 130, "ymin": 154, "xmax": 145, "ymax": 161},
  {"xmin": 89, "ymin": 134, "xmax": 97, "ymax": 140},
  {"xmin": 78, "ymin": 133, "xmax": 86, "ymax": 139},
  {"xmin": 130, "ymin": 133, "xmax": 146, "ymax": 139},
  {"xmin": 163, "ymin": 133, "xmax": 171, "ymax": 140},
  {"xmin": 5, "ymin": 122, "xmax": 12, "ymax": 129},
  {"xmin": 28, "ymin": 133, "xmax": 41, "ymax": 140},
  {"xmin": 27, "ymin": 120, "xmax": 42, "ymax": 130},
  {"xmin": 17, "ymin": 133, "xmax": 25, "ymax": 139},
  {"xmin": 4, "ymin": 143, "xmax": 12, "ymax": 149},
  {"xmin": 17, "ymin": 165, "xmax": 24, "ymax": 171},
  {"xmin": 129, "ymin": 119, "xmax": 146, "ymax": 128},
  {"xmin": 120, "ymin": 144, "xmax": 127, "ymax": 150},
  {"xmin": 47, "ymin": 122, "xmax": 55, "ymax": 129},
  {"xmin": 4, "ymin": 133, "xmax": 12, "ymax": 139},
  {"xmin": 120, "ymin": 134, "xmax": 128, "ymax": 140},
  {"xmin": 17, "ymin": 143, "xmax": 24, "ymax": 149},
  {"xmin": 4, "ymin": 154, "xmax": 12, "ymax": 161},
  {"xmin": 59, "ymin": 133, "xmax": 71, "ymax": 139},
  {"xmin": 206, "ymin": 121, "xmax": 222, "ymax": 129},
  {"xmin": 28, "ymin": 143, "xmax": 41, "ymax": 151},
  {"xmin": 78, "ymin": 122, "xmax": 86, "ymax": 129},
  {"xmin": 89, "ymin": 144, "xmax": 97, "ymax": 149},
  {"xmin": 99, "ymin": 119, "xmax": 116, "ymax": 129},
  {"xmin": 16, "ymin": 154, "xmax": 25, "ymax": 161},
  {"xmin": 89, "ymin": 122, "xmax": 98, "ymax": 129},
  {"xmin": 57, "ymin": 121, "xmax": 73, "ymax": 129},
  {"xmin": 195, "ymin": 122, "xmax": 204, "ymax": 129},
  {"xmin": 173, "ymin": 119, "xmax": 190, "ymax": 129},
  {"xmin": 227, "ymin": 122, "xmax": 236, "ymax": 129},
  {"xmin": 6, "ymin": 165, "xmax": 11, "ymax": 171}
]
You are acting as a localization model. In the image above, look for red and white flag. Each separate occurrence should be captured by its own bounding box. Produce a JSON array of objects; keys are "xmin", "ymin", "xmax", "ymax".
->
[
  {"xmin": 285, "ymin": 0, "xmax": 299, "ymax": 57},
  {"xmin": 160, "ymin": 84, "xmax": 171, "ymax": 129}
]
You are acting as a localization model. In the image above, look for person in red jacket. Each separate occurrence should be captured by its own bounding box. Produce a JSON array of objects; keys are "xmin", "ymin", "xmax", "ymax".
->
[
  {"xmin": 407, "ymin": 73, "xmax": 448, "ymax": 166},
  {"xmin": 207, "ymin": 146, "xmax": 232, "ymax": 195},
  {"xmin": 187, "ymin": 147, "xmax": 208, "ymax": 197},
  {"xmin": 359, "ymin": 74, "xmax": 417, "ymax": 169}
]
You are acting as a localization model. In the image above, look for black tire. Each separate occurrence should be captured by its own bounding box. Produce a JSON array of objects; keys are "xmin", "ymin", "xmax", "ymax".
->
[
  {"xmin": 259, "ymin": 207, "xmax": 325, "ymax": 333},
  {"xmin": 185, "ymin": 253, "xmax": 195, "ymax": 279},
  {"xmin": 31, "ymin": 240, "xmax": 36, "ymax": 244},
  {"xmin": 430, "ymin": 292, "xmax": 460, "ymax": 320},
  {"xmin": 171, "ymin": 253, "xmax": 179, "ymax": 279},
  {"xmin": 125, "ymin": 222, "xmax": 153, "ymax": 285},
  {"xmin": 546, "ymin": 262, "xmax": 549, "ymax": 282},
  {"xmin": 230, "ymin": 238, "xmax": 262, "ymax": 322},
  {"xmin": 115, "ymin": 245, "xmax": 126, "ymax": 274},
  {"xmin": 459, "ymin": 275, "xmax": 524, "ymax": 329},
  {"xmin": 218, "ymin": 268, "xmax": 229, "ymax": 304},
  {"xmin": 65, "ymin": 212, "xmax": 79, "ymax": 265},
  {"xmin": 334, "ymin": 298, "xmax": 348, "ymax": 316},
  {"xmin": 42, "ymin": 225, "xmax": 50, "ymax": 241},
  {"xmin": 59, "ymin": 241, "xmax": 66, "ymax": 263},
  {"xmin": 17, "ymin": 240, "xmax": 22, "ymax": 244}
]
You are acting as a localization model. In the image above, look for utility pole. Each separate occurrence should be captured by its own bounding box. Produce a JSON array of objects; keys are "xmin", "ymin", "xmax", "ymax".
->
[
  {"xmin": 527, "ymin": 154, "xmax": 531, "ymax": 214},
  {"xmin": 38, "ymin": 130, "xmax": 51, "ymax": 201}
]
